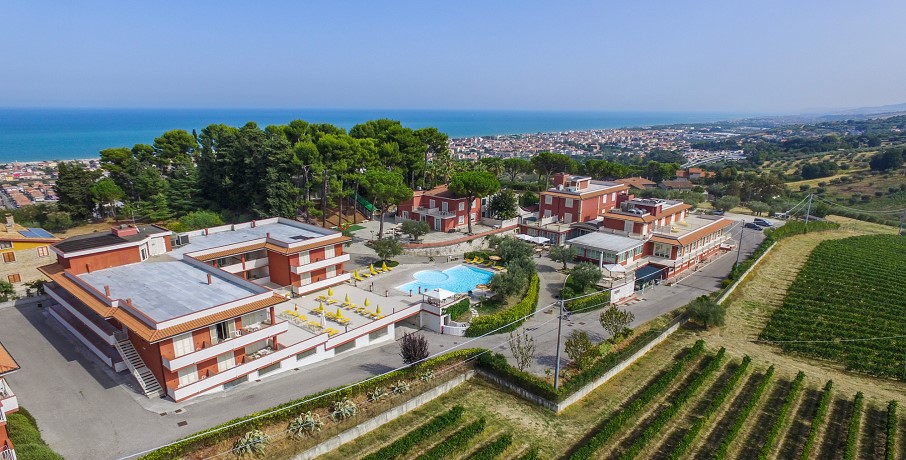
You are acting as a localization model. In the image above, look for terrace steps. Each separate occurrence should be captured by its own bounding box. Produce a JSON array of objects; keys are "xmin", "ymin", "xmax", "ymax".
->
[{"xmin": 114, "ymin": 337, "xmax": 163, "ymax": 398}]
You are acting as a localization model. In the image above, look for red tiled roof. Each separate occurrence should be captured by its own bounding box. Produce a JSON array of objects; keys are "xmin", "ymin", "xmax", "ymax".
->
[{"xmin": 0, "ymin": 341, "xmax": 20, "ymax": 376}]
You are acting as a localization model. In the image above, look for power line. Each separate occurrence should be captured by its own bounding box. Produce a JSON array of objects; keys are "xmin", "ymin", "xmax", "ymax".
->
[{"xmin": 812, "ymin": 194, "xmax": 906, "ymax": 215}]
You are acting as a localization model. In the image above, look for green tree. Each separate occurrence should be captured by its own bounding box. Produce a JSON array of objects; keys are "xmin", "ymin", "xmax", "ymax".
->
[
  {"xmin": 713, "ymin": 195, "xmax": 741, "ymax": 212},
  {"xmin": 548, "ymin": 245, "xmax": 576, "ymax": 270},
  {"xmin": 371, "ymin": 237, "xmax": 403, "ymax": 262},
  {"xmin": 488, "ymin": 270, "xmax": 527, "ymax": 299},
  {"xmin": 509, "ymin": 330, "xmax": 536, "ymax": 372},
  {"xmin": 415, "ymin": 127, "xmax": 450, "ymax": 187},
  {"xmin": 90, "ymin": 178, "xmax": 125, "ymax": 217},
  {"xmin": 568, "ymin": 263, "xmax": 603, "ymax": 294},
  {"xmin": 44, "ymin": 211, "xmax": 72, "ymax": 232},
  {"xmin": 531, "ymin": 151, "xmax": 575, "ymax": 188},
  {"xmin": 449, "ymin": 171, "xmax": 500, "ymax": 234},
  {"xmin": 54, "ymin": 162, "xmax": 101, "ymax": 220},
  {"xmin": 564, "ymin": 330, "xmax": 596, "ymax": 370},
  {"xmin": 495, "ymin": 237, "xmax": 533, "ymax": 262},
  {"xmin": 599, "ymin": 305, "xmax": 635, "ymax": 342},
  {"xmin": 401, "ymin": 219, "xmax": 430, "ymax": 243},
  {"xmin": 747, "ymin": 200, "xmax": 770, "ymax": 216},
  {"xmin": 363, "ymin": 169, "xmax": 413, "ymax": 238},
  {"xmin": 489, "ymin": 189, "xmax": 518, "ymax": 220},
  {"xmin": 145, "ymin": 193, "xmax": 173, "ymax": 222},
  {"xmin": 686, "ymin": 296, "xmax": 726, "ymax": 329},
  {"xmin": 502, "ymin": 158, "xmax": 533, "ymax": 183},
  {"xmin": 869, "ymin": 148, "xmax": 905, "ymax": 171},
  {"xmin": 519, "ymin": 191, "xmax": 539, "ymax": 207},
  {"xmin": 0, "ymin": 280, "xmax": 15, "ymax": 302},
  {"xmin": 177, "ymin": 210, "xmax": 224, "ymax": 231}
]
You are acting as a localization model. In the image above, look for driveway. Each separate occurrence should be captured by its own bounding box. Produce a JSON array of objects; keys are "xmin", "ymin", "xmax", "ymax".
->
[{"xmin": 0, "ymin": 220, "xmax": 763, "ymax": 459}]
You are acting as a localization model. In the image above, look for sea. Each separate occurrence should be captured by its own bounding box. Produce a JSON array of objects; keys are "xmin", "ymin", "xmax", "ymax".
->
[{"xmin": 0, "ymin": 108, "xmax": 744, "ymax": 163}]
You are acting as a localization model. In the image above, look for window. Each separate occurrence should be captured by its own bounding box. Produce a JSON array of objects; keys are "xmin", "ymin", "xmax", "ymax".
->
[
  {"xmin": 565, "ymin": 198, "xmax": 573, "ymax": 208},
  {"xmin": 429, "ymin": 199, "xmax": 435, "ymax": 209},
  {"xmin": 2, "ymin": 252, "xmax": 15, "ymax": 263},
  {"xmin": 470, "ymin": 213, "xmax": 476, "ymax": 222},
  {"xmin": 37, "ymin": 246, "xmax": 49, "ymax": 257},
  {"xmin": 324, "ymin": 245, "xmax": 335, "ymax": 259},
  {"xmin": 564, "ymin": 213, "xmax": 572, "ymax": 224},
  {"xmin": 369, "ymin": 327, "xmax": 389, "ymax": 341},
  {"xmin": 296, "ymin": 348, "xmax": 316, "ymax": 361},
  {"xmin": 326, "ymin": 265, "xmax": 336, "ymax": 278},
  {"xmin": 217, "ymin": 353, "xmax": 235, "ymax": 372},
  {"xmin": 8, "ymin": 274, "xmax": 21, "ymax": 283},
  {"xmin": 458, "ymin": 202, "xmax": 464, "ymax": 211},
  {"xmin": 177, "ymin": 365, "xmax": 198, "ymax": 387},
  {"xmin": 545, "ymin": 195, "xmax": 552, "ymax": 205},
  {"xmin": 172, "ymin": 332, "xmax": 195, "ymax": 358},
  {"xmin": 140, "ymin": 248, "xmax": 148, "ymax": 261},
  {"xmin": 300, "ymin": 272, "xmax": 311, "ymax": 285},
  {"xmin": 299, "ymin": 250, "xmax": 310, "ymax": 265},
  {"xmin": 653, "ymin": 243, "xmax": 672, "ymax": 258},
  {"xmin": 242, "ymin": 310, "xmax": 269, "ymax": 328},
  {"xmin": 245, "ymin": 340, "xmax": 269, "ymax": 355},
  {"xmin": 210, "ymin": 319, "xmax": 238, "ymax": 344},
  {"xmin": 0, "ymin": 241, "xmax": 10, "ymax": 249},
  {"xmin": 335, "ymin": 341, "xmax": 355, "ymax": 354},
  {"xmin": 458, "ymin": 216, "xmax": 464, "ymax": 225}
]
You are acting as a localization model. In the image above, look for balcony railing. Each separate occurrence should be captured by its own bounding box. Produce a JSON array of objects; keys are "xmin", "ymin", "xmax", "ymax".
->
[
  {"xmin": 291, "ymin": 253, "xmax": 350, "ymax": 275},
  {"xmin": 162, "ymin": 321, "xmax": 289, "ymax": 371},
  {"xmin": 415, "ymin": 206, "xmax": 456, "ymax": 218},
  {"xmin": 0, "ymin": 446, "xmax": 17, "ymax": 460}
]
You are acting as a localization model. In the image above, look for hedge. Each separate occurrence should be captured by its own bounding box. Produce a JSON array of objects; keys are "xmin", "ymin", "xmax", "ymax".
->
[
  {"xmin": 471, "ymin": 433, "xmax": 513, "ymax": 460},
  {"xmin": 418, "ymin": 417, "xmax": 487, "ymax": 460},
  {"xmin": 728, "ymin": 220, "xmax": 839, "ymax": 281},
  {"xmin": 466, "ymin": 273, "xmax": 539, "ymax": 336},
  {"xmin": 799, "ymin": 380, "xmax": 834, "ymax": 460},
  {"xmin": 564, "ymin": 291, "xmax": 610, "ymax": 312},
  {"xmin": 5, "ymin": 408, "xmax": 64, "ymax": 460},
  {"xmin": 361, "ymin": 406, "xmax": 465, "ymax": 460},
  {"xmin": 843, "ymin": 392, "xmax": 865, "ymax": 460},
  {"xmin": 518, "ymin": 447, "xmax": 540, "ymax": 460},
  {"xmin": 569, "ymin": 340, "xmax": 705, "ymax": 459},
  {"xmin": 476, "ymin": 322, "xmax": 673, "ymax": 403},
  {"xmin": 139, "ymin": 349, "xmax": 483, "ymax": 460},
  {"xmin": 465, "ymin": 250, "xmax": 493, "ymax": 261},
  {"xmin": 446, "ymin": 298, "xmax": 471, "ymax": 322}
]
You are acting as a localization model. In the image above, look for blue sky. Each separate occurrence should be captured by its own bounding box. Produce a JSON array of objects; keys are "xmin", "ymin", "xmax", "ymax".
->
[{"xmin": 1, "ymin": 1, "xmax": 904, "ymax": 112}]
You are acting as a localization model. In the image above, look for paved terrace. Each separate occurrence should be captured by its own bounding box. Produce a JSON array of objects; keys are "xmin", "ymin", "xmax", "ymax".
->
[{"xmin": 169, "ymin": 218, "xmax": 332, "ymax": 258}]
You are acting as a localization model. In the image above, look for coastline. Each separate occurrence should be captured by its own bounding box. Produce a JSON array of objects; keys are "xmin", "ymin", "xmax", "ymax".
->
[{"xmin": 0, "ymin": 108, "xmax": 744, "ymax": 164}]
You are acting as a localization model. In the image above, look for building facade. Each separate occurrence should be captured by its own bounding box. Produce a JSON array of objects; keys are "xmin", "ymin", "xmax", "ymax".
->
[
  {"xmin": 0, "ymin": 342, "xmax": 20, "ymax": 460},
  {"xmin": 39, "ymin": 218, "xmax": 376, "ymax": 402},
  {"xmin": 0, "ymin": 215, "xmax": 59, "ymax": 293},
  {"xmin": 396, "ymin": 185, "xmax": 480, "ymax": 233}
]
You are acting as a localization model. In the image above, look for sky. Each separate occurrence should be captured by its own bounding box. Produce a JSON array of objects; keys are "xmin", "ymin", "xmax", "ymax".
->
[{"xmin": 1, "ymin": 1, "xmax": 905, "ymax": 113}]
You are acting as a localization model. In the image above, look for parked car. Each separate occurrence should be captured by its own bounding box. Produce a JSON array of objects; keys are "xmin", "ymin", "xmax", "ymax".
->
[
  {"xmin": 744, "ymin": 222, "xmax": 764, "ymax": 231},
  {"xmin": 710, "ymin": 209, "xmax": 725, "ymax": 216},
  {"xmin": 753, "ymin": 218, "xmax": 773, "ymax": 227}
]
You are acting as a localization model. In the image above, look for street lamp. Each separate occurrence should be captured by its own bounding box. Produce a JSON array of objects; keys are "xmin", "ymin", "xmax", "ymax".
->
[
  {"xmin": 553, "ymin": 272, "xmax": 571, "ymax": 390},
  {"xmin": 735, "ymin": 220, "xmax": 745, "ymax": 268}
]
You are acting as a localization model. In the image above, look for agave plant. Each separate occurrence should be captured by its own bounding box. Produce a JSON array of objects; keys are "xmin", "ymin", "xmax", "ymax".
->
[
  {"xmin": 288, "ymin": 411, "xmax": 323, "ymax": 438},
  {"xmin": 419, "ymin": 369, "xmax": 435, "ymax": 382},
  {"xmin": 367, "ymin": 386, "xmax": 387, "ymax": 402},
  {"xmin": 233, "ymin": 429, "xmax": 267, "ymax": 457},
  {"xmin": 331, "ymin": 398, "xmax": 358, "ymax": 421},
  {"xmin": 390, "ymin": 380, "xmax": 410, "ymax": 394}
]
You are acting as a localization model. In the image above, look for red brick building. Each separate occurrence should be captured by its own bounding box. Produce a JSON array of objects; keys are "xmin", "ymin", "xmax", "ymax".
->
[{"xmin": 396, "ymin": 185, "xmax": 480, "ymax": 232}]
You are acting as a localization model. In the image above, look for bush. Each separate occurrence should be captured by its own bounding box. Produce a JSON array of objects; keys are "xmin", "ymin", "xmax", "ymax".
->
[
  {"xmin": 685, "ymin": 296, "xmax": 725, "ymax": 328},
  {"xmin": 466, "ymin": 274, "xmax": 539, "ymax": 336},
  {"xmin": 565, "ymin": 291, "xmax": 610, "ymax": 312},
  {"xmin": 6, "ymin": 410, "xmax": 64, "ymax": 460},
  {"xmin": 445, "ymin": 298, "xmax": 470, "ymax": 321},
  {"xmin": 471, "ymin": 433, "xmax": 513, "ymax": 460},
  {"xmin": 419, "ymin": 417, "xmax": 487, "ymax": 460}
]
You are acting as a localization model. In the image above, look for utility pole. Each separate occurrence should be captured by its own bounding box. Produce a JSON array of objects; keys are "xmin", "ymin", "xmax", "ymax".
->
[
  {"xmin": 804, "ymin": 193, "xmax": 813, "ymax": 225},
  {"xmin": 899, "ymin": 209, "xmax": 906, "ymax": 236},
  {"xmin": 735, "ymin": 221, "xmax": 745, "ymax": 267},
  {"xmin": 553, "ymin": 273, "xmax": 571, "ymax": 390}
]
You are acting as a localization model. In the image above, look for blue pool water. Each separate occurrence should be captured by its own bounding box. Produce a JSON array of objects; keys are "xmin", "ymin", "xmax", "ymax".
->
[{"xmin": 397, "ymin": 265, "xmax": 494, "ymax": 294}]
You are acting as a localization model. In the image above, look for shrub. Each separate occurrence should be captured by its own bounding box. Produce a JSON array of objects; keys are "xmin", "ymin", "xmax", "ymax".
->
[
  {"xmin": 685, "ymin": 296, "xmax": 725, "ymax": 328},
  {"xmin": 886, "ymin": 401, "xmax": 898, "ymax": 460},
  {"xmin": 466, "ymin": 274, "xmax": 539, "ymax": 336},
  {"xmin": 445, "ymin": 298, "xmax": 470, "ymax": 321},
  {"xmin": 565, "ymin": 291, "xmax": 610, "ymax": 312},
  {"xmin": 564, "ymin": 331, "xmax": 597, "ymax": 370},
  {"xmin": 843, "ymin": 392, "xmax": 865, "ymax": 460},
  {"xmin": 288, "ymin": 411, "xmax": 323, "ymax": 439},
  {"xmin": 331, "ymin": 398, "xmax": 358, "ymax": 421},
  {"xmin": 233, "ymin": 430, "xmax": 267, "ymax": 457},
  {"xmin": 390, "ymin": 380, "xmax": 410, "ymax": 394},
  {"xmin": 799, "ymin": 380, "xmax": 834, "ymax": 460},
  {"xmin": 599, "ymin": 305, "xmax": 634, "ymax": 341},
  {"xmin": 399, "ymin": 332, "xmax": 430, "ymax": 364}
]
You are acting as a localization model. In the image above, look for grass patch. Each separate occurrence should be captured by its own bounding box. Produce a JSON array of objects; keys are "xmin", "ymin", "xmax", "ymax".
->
[{"xmin": 6, "ymin": 407, "xmax": 64, "ymax": 460}]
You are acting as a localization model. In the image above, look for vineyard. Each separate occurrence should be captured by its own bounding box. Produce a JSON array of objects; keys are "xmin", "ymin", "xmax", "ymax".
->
[
  {"xmin": 318, "ymin": 341, "xmax": 905, "ymax": 459},
  {"xmin": 760, "ymin": 235, "xmax": 906, "ymax": 380}
]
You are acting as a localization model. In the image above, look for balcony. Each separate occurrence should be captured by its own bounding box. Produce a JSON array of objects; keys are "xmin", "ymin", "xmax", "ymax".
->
[
  {"xmin": 162, "ymin": 321, "xmax": 289, "ymax": 371},
  {"xmin": 220, "ymin": 256, "xmax": 269, "ymax": 274},
  {"xmin": 291, "ymin": 253, "xmax": 350, "ymax": 275},
  {"xmin": 0, "ymin": 378, "xmax": 18, "ymax": 416},
  {"xmin": 415, "ymin": 206, "xmax": 456, "ymax": 219}
]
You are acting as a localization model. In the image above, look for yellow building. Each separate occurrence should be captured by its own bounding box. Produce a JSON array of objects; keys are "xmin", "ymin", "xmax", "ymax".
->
[{"xmin": 0, "ymin": 215, "xmax": 59, "ymax": 292}]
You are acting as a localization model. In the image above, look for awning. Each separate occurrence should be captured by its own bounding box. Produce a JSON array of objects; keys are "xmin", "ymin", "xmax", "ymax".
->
[
  {"xmin": 635, "ymin": 265, "xmax": 665, "ymax": 282},
  {"xmin": 602, "ymin": 264, "xmax": 627, "ymax": 274},
  {"xmin": 424, "ymin": 288, "xmax": 456, "ymax": 301}
]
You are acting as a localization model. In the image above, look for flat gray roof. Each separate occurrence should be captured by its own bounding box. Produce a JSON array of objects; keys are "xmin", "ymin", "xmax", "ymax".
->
[
  {"xmin": 567, "ymin": 232, "xmax": 645, "ymax": 253},
  {"xmin": 170, "ymin": 220, "xmax": 330, "ymax": 257},
  {"xmin": 79, "ymin": 257, "xmax": 264, "ymax": 323}
]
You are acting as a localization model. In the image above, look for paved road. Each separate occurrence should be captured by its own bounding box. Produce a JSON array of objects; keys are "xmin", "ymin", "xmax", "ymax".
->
[{"xmin": 0, "ymin": 217, "xmax": 765, "ymax": 459}]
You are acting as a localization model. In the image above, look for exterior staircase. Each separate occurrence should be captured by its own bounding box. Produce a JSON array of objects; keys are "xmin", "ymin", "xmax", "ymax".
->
[{"xmin": 113, "ymin": 333, "xmax": 163, "ymax": 398}]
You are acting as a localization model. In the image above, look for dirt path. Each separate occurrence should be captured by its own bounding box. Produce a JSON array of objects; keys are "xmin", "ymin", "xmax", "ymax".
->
[{"xmin": 687, "ymin": 217, "xmax": 906, "ymax": 410}]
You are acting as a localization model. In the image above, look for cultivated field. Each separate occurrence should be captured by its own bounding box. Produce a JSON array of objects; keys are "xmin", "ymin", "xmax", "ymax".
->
[{"xmin": 760, "ymin": 235, "xmax": 906, "ymax": 380}]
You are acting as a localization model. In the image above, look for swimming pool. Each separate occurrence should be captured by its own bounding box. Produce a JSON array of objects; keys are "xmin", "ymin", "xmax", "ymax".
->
[{"xmin": 396, "ymin": 265, "xmax": 495, "ymax": 294}]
